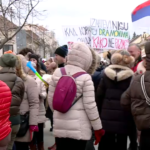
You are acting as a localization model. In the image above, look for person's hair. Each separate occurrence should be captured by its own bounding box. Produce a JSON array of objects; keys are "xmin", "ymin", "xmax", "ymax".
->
[
  {"xmin": 128, "ymin": 43, "xmax": 141, "ymax": 51},
  {"xmin": 29, "ymin": 54, "xmax": 41, "ymax": 75},
  {"xmin": 18, "ymin": 48, "xmax": 34, "ymax": 56},
  {"xmin": 16, "ymin": 56, "xmax": 26, "ymax": 81}
]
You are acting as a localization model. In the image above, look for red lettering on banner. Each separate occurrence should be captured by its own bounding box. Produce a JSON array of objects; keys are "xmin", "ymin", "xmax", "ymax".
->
[
  {"xmin": 93, "ymin": 37, "xmax": 107, "ymax": 49},
  {"xmin": 115, "ymin": 39, "xmax": 129, "ymax": 49},
  {"xmin": 68, "ymin": 42, "xmax": 74, "ymax": 50}
]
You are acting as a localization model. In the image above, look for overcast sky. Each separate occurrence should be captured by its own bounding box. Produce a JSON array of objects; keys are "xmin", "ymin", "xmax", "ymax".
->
[{"xmin": 32, "ymin": 0, "xmax": 148, "ymax": 45}]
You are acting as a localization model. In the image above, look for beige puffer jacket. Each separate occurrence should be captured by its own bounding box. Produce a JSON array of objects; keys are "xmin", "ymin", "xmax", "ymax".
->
[
  {"xmin": 15, "ymin": 55, "xmax": 39, "ymax": 142},
  {"xmin": 31, "ymin": 75, "xmax": 47, "ymax": 123},
  {"xmin": 48, "ymin": 42, "xmax": 102, "ymax": 140}
]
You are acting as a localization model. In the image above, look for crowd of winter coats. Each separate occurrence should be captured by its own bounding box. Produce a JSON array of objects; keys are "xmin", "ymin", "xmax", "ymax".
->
[{"xmin": 0, "ymin": 41, "xmax": 150, "ymax": 150}]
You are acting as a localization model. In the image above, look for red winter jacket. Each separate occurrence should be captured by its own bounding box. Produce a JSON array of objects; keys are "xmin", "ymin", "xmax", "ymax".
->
[{"xmin": 0, "ymin": 80, "xmax": 12, "ymax": 141}]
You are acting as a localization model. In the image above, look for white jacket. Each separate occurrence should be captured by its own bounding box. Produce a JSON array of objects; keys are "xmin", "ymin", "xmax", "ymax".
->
[{"xmin": 48, "ymin": 42, "xmax": 102, "ymax": 140}]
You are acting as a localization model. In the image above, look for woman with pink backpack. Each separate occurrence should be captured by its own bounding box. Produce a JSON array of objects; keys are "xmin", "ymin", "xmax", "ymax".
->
[{"xmin": 48, "ymin": 42, "xmax": 104, "ymax": 150}]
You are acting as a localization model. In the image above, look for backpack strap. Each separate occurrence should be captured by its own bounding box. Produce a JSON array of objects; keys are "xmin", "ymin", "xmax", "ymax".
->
[
  {"xmin": 72, "ymin": 72, "xmax": 86, "ymax": 79},
  {"xmin": 61, "ymin": 68, "xmax": 86, "ymax": 78},
  {"xmin": 71, "ymin": 94, "xmax": 83, "ymax": 108},
  {"xmin": 60, "ymin": 67, "xmax": 67, "ymax": 75}
]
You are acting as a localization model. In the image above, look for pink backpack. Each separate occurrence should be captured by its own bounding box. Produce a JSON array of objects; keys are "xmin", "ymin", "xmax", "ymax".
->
[{"xmin": 53, "ymin": 67, "xmax": 86, "ymax": 113}]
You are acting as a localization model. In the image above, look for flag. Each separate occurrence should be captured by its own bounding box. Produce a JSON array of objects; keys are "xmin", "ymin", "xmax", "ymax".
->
[{"xmin": 132, "ymin": 0, "xmax": 150, "ymax": 27}]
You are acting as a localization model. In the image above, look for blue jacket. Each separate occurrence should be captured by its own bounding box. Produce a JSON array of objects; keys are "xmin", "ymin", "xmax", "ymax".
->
[{"xmin": 92, "ymin": 66, "xmax": 104, "ymax": 91}]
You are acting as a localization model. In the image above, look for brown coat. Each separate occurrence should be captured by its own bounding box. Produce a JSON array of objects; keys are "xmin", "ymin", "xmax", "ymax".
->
[
  {"xmin": 121, "ymin": 71, "xmax": 150, "ymax": 131},
  {"xmin": 0, "ymin": 67, "xmax": 24, "ymax": 126},
  {"xmin": 15, "ymin": 55, "xmax": 39, "ymax": 142}
]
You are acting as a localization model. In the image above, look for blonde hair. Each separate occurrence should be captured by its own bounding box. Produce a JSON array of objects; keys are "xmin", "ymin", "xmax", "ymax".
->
[{"xmin": 16, "ymin": 56, "xmax": 27, "ymax": 81}]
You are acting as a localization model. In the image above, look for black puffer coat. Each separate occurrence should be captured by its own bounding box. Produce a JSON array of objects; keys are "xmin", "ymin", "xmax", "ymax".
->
[{"xmin": 96, "ymin": 65, "xmax": 135, "ymax": 134}]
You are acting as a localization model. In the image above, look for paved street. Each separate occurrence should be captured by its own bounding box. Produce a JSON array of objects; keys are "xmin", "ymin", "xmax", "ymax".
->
[
  {"xmin": 44, "ymin": 121, "xmax": 129, "ymax": 150},
  {"xmin": 44, "ymin": 121, "xmax": 98, "ymax": 150},
  {"xmin": 44, "ymin": 121, "xmax": 55, "ymax": 150}
]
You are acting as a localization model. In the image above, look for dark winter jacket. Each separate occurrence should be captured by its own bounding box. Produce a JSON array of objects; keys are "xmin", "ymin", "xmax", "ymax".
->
[
  {"xmin": 0, "ymin": 67, "xmax": 25, "ymax": 126},
  {"xmin": 58, "ymin": 63, "xmax": 65, "ymax": 68},
  {"xmin": 96, "ymin": 65, "xmax": 135, "ymax": 134},
  {"xmin": 92, "ymin": 66, "xmax": 105, "ymax": 91},
  {"xmin": 40, "ymin": 61, "xmax": 47, "ymax": 73},
  {"xmin": 121, "ymin": 55, "xmax": 150, "ymax": 131}
]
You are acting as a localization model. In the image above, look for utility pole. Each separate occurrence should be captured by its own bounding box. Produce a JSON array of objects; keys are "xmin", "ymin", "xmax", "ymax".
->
[{"xmin": 19, "ymin": 1, "xmax": 21, "ymax": 26}]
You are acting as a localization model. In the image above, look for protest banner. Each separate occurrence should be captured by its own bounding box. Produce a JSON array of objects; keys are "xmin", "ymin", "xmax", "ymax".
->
[
  {"xmin": 90, "ymin": 18, "xmax": 129, "ymax": 50},
  {"xmin": 68, "ymin": 41, "xmax": 74, "ymax": 50},
  {"xmin": 62, "ymin": 26, "xmax": 91, "ymax": 48}
]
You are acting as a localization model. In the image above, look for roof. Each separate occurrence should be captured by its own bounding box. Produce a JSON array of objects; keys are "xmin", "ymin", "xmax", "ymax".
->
[
  {"xmin": 26, "ymin": 30, "xmax": 39, "ymax": 41},
  {"xmin": 139, "ymin": 35, "xmax": 150, "ymax": 47},
  {"xmin": 38, "ymin": 26, "xmax": 48, "ymax": 32},
  {"xmin": 0, "ymin": 15, "xmax": 18, "ymax": 31},
  {"xmin": 130, "ymin": 35, "xmax": 141, "ymax": 43},
  {"xmin": 27, "ymin": 24, "xmax": 48, "ymax": 32}
]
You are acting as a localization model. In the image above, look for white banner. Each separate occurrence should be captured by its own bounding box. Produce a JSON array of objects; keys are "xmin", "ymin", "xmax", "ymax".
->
[
  {"xmin": 62, "ymin": 26, "xmax": 91, "ymax": 47},
  {"xmin": 90, "ymin": 18, "xmax": 129, "ymax": 50}
]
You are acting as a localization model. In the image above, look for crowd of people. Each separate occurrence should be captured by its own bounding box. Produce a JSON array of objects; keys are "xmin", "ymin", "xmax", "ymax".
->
[{"xmin": 0, "ymin": 41, "xmax": 150, "ymax": 150}]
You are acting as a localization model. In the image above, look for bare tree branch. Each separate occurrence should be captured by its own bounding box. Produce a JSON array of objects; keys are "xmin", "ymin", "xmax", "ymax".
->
[
  {"xmin": 0, "ymin": 0, "xmax": 40, "ymax": 49},
  {"xmin": 4, "ymin": 0, "xmax": 16, "ymax": 15}
]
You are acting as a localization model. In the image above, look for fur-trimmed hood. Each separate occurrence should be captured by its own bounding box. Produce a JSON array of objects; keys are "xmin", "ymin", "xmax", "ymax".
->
[
  {"xmin": 87, "ymin": 48, "xmax": 97, "ymax": 75},
  {"xmin": 17, "ymin": 54, "xmax": 30, "ymax": 74},
  {"xmin": 104, "ymin": 65, "xmax": 134, "ymax": 81}
]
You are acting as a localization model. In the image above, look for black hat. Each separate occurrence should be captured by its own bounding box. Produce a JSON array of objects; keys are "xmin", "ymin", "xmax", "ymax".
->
[
  {"xmin": 29, "ymin": 54, "xmax": 40, "ymax": 62},
  {"xmin": 55, "ymin": 45, "xmax": 68, "ymax": 58}
]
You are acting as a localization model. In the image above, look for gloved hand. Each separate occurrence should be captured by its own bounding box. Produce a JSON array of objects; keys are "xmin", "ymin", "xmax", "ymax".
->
[
  {"xmin": 29, "ymin": 125, "xmax": 39, "ymax": 132},
  {"xmin": 94, "ymin": 129, "xmax": 105, "ymax": 145}
]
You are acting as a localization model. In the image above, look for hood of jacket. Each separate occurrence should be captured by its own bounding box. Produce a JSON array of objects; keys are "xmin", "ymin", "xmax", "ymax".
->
[
  {"xmin": 104, "ymin": 65, "xmax": 134, "ymax": 82},
  {"xmin": 67, "ymin": 43, "xmax": 97, "ymax": 75}
]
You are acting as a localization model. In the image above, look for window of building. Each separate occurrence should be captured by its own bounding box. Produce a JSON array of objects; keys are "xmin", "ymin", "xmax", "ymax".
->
[{"xmin": 3, "ymin": 45, "xmax": 13, "ymax": 53}]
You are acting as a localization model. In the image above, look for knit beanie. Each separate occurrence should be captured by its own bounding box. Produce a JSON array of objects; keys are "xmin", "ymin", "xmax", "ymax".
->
[
  {"xmin": 0, "ymin": 54, "xmax": 17, "ymax": 67},
  {"xmin": 4, "ymin": 50, "xmax": 15, "ymax": 55},
  {"xmin": 55, "ymin": 45, "xmax": 68, "ymax": 58},
  {"xmin": 29, "ymin": 54, "xmax": 40, "ymax": 63}
]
